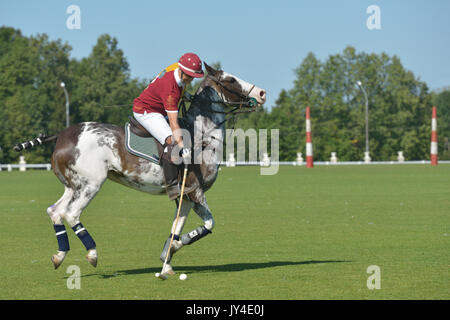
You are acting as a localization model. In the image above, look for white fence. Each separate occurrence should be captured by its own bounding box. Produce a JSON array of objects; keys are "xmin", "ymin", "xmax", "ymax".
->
[
  {"xmin": 0, "ymin": 163, "xmax": 52, "ymax": 171},
  {"xmin": 223, "ymin": 160, "xmax": 450, "ymax": 167},
  {"xmin": 1, "ymin": 161, "xmax": 449, "ymax": 172}
]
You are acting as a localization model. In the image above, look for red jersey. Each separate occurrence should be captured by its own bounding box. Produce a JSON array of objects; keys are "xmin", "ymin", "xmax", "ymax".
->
[{"xmin": 133, "ymin": 64, "xmax": 184, "ymax": 116}]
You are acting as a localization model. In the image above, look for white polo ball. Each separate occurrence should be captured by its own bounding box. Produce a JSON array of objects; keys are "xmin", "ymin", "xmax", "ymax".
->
[
  {"xmin": 155, "ymin": 272, "xmax": 160, "ymax": 278},
  {"xmin": 179, "ymin": 273, "xmax": 187, "ymax": 280}
]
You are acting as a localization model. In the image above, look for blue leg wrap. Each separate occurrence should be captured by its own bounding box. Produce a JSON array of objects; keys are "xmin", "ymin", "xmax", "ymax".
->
[
  {"xmin": 53, "ymin": 224, "xmax": 70, "ymax": 251},
  {"xmin": 72, "ymin": 223, "xmax": 96, "ymax": 251}
]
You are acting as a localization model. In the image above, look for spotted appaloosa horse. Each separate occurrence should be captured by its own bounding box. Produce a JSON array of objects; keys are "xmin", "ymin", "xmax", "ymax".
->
[{"xmin": 14, "ymin": 63, "xmax": 266, "ymax": 276}]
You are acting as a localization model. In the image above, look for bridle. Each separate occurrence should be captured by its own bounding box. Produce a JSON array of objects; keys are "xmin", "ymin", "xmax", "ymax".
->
[
  {"xmin": 179, "ymin": 71, "xmax": 261, "ymax": 137},
  {"xmin": 177, "ymin": 71, "xmax": 262, "ymax": 158},
  {"xmin": 207, "ymin": 73, "xmax": 258, "ymax": 111},
  {"xmin": 197, "ymin": 72, "xmax": 259, "ymax": 129}
]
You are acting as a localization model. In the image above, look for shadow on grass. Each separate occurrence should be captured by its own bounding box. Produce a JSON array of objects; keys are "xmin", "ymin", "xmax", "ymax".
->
[{"xmin": 90, "ymin": 260, "xmax": 350, "ymax": 279}]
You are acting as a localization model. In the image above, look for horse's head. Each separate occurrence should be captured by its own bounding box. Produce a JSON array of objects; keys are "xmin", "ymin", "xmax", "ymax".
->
[
  {"xmin": 184, "ymin": 63, "xmax": 266, "ymax": 167},
  {"xmin": 200, "ymin": 63, "xmax": 266, "ymax": 108}
]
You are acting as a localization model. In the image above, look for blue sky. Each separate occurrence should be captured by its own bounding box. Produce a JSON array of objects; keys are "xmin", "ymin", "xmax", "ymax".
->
[{"xmin": 1, "ymin": 0, "xmax": 449, "ymax": 109}]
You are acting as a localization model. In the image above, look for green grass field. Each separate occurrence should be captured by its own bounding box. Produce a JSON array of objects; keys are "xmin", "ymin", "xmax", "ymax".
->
[{"xmin": 0, "ymin": 165, "xmax": 448, "ymax": 300}]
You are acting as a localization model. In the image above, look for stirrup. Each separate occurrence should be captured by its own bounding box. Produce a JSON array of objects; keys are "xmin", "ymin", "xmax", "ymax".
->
[
  {"xmin": 167, "ymin": 185, "xmax": 181, "ymax": 200},
  {"xmin": 166, "ymin": 183, "xmax": 197, "ymax": 200}
]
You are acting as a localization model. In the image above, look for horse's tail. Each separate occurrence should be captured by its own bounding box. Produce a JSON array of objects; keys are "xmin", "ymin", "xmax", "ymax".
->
[{"xmin": 13, "ymin": 133, "xmax": 58, "ymax": 152}]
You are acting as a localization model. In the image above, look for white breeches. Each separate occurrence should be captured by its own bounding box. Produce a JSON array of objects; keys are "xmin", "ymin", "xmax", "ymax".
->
[{"xmin": 133, "ymin": 111, "xmax": 172, "ymax": 145}]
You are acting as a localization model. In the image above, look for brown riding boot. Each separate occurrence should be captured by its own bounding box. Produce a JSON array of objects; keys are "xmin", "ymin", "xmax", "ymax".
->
[
  {"xmin": 159, "ymin": 138, "xmax": 198, "ymax": 200},
  {"xmin": 162, "ymin": 160, "xmax": 198, "ymax": 200},
  {"xmin": 162, "ymin": 160, "xmax": 179, "ymax": 200}
]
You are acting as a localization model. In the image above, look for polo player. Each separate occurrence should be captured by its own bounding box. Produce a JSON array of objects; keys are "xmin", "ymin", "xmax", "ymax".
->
[{"xmin": 132, "ymin": 53, "xmax": 204, "ymax": 200}]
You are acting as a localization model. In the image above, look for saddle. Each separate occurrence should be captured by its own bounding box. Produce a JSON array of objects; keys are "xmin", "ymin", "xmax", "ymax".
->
[
  {"xmin": 128, "ymin": 116, "xmax": 153, "ymax": 138},
  {"xmin": 125, "ymin": 116, "xmax": 162, "ymax": 164},
  {"xmin": 124, "ymin": 116, "xmax": 198, "ymax": 200}
]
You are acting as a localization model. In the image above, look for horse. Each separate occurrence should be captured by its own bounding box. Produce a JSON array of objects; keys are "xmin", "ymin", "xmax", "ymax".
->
[{"xmin": 14, "ymin": 63, "xmax": 266, "ymax": 277}]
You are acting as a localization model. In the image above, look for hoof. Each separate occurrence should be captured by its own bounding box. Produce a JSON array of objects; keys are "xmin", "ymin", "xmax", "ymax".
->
[
  {"xmin": 86, "ymin": 249, "xmax": 97, "ymax": 268},
  {"xmin": 86, "ymin": 255, "xmax": 97, "ymax": 267},
  {"xmin": 51, "ymin": 251, "xmax": 66, "ymax": 270},
  {"xmin": 162, "ymin": 263, "xmax": 175, "ymax": 276},
  {"xmin": 51, "ymin": 255, "xmax": 63, "ymax": 269}
]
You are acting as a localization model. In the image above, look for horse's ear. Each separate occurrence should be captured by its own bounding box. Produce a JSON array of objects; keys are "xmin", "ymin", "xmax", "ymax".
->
[{"xmin": 204, "ymin": 62, "xmax": 217, "ymax": 76}]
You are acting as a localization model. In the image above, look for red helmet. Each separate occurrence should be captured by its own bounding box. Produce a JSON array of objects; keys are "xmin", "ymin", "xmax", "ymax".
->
[{"xmin": 178, "ymin": 53, "xmax": 204, "ymax": 78}]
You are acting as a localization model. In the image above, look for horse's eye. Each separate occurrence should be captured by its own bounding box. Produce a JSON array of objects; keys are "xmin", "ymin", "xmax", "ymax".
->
[{"xmin": 228, "ymin": 77, "xmax": 236, "ymax": 83}]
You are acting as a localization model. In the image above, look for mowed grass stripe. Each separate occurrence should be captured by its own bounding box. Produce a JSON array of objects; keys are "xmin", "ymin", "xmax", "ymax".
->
[{"xmin": 0, "ymin": 165, "xmax": 448, "ymax": 299}]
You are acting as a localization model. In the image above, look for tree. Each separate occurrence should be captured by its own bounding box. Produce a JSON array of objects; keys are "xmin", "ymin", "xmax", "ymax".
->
[
  {"xmin": 266, "ymin": 46, "xmax": 433, "ymax": 161},
  {"xmin": 0, "ymin": 27, "xmax": 71, "ymax": 163},
  {"xmin": 69, "ymin": 34, "xmax": 146, "ymax": 125},
  {"xmin": 0, "ymin": 28, "xmax": 146, "ymax": 164}
]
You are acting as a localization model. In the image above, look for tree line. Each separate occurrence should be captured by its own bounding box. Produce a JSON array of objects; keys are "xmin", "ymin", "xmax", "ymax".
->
[
  {"xmin": 234, "ymin": 47, "xmax": 450, "ymax": 161},
  {"xmin": 0, "ymin": 26, "xmax": 449, "ymax": 164}
]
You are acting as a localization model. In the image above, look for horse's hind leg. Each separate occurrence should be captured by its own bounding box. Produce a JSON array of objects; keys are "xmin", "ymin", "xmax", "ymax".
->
[
  {"xmin": 62, "ymin": 179, "xmax": 104, "ymax": 268},
  {"xmin": 47, "ymin": 178, "xmax": 104, "ymax": 269},
  {"xmin": 47, "ymin": 187, "xmax": 74, "ymax": 269}
]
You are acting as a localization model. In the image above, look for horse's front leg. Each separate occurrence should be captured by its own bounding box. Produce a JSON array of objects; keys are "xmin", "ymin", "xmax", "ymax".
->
[
  {"xmin": 188, "ymin": 198, "xmax": 215, "ymax": 244},
  {"xmin": 160, "ymin": 197, "xmax": 194, "ymax": 275},
  {"xmin": 163, "ymin": 193, "xmax": 215, "ymax": 264}
]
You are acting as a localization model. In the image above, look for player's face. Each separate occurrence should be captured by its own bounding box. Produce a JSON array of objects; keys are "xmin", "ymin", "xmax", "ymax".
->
[{"xmin": 180, "ymin": 70, "xmax": 194, "ymax": 85}]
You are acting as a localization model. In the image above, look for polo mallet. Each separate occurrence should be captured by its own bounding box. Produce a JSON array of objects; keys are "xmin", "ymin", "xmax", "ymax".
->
[{"xmin": 157, "ymin": 164, "xmax": 189, "ymax": 280}]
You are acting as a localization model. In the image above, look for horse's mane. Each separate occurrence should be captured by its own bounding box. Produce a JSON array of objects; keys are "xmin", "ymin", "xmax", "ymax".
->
[{"xmin": 179, "ymin": 79, "xmax": 226, "ymax": 138}]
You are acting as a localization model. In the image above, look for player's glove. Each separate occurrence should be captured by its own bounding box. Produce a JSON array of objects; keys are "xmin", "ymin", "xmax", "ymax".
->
[{"xmin": 180, "ymin": 147, "xmax": 191, "ymax": 164}]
